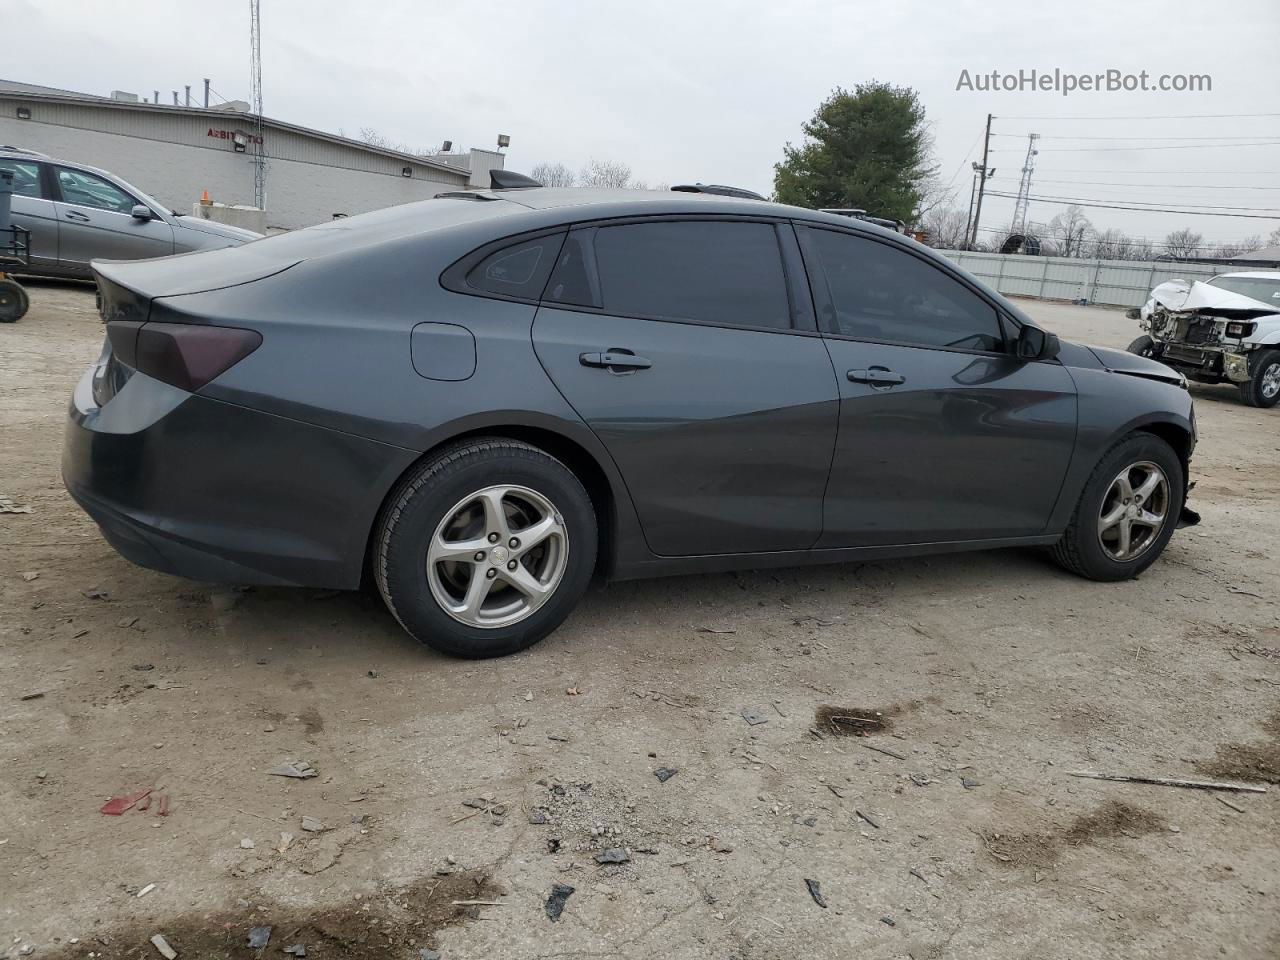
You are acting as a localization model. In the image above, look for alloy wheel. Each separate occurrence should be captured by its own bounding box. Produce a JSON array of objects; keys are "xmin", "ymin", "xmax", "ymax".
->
[
  {"xmin": 1096, "ymin": 461, "xmax": 1169, "ymax": 562},
  {"xmin": 1261, "ymin": 361, "xmax": 1280, "ymax": 400},
  {"xmin": 426, "ymin": 484, "xmax": 569, "ymax": 628}
]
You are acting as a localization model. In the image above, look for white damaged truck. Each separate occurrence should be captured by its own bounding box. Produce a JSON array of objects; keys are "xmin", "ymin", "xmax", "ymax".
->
[{"xmin": 1127, "ymin": 272, "xmax": 1280, "ymax": 407}]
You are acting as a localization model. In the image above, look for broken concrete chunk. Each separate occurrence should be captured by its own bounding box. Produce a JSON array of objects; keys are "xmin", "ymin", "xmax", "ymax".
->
[
  {"xmin": 594, "ymin": 848, "xmax": 630, "ymax": 864},
  {"xmin": 247, "ymin": 926, "xmax": 272, "ymax": 949},
  {"xmin": 653, "ymin": 767, "xmax": 678, "ymax": 782},
  {"xmin": 418, "ymin": 950, "xmax": 441, "ymax": 960},
  {"xmin": 741, "ymin": 706, "xmax": 770, "ymax": 726},
  {"xmin": 283, "ymin": 947, "xmax": 307, "ymax": 958},
  {"xmin": 545, "ymin": 883, "xmax": 575, "ymax": 922},
  {"xmin": 268, "ymin": 760, "xmax": 317, "ymax": 779},
  {"xmin": 300, "ymin": 816, "xmax": 325, "ymax": 833}
]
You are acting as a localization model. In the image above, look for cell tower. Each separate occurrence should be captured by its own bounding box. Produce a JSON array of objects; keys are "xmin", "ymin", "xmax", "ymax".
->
[
  {"xmin": 1011, "ymin": 133, "xmax": 1039, "ymax": 235},
  {"xmin": 249, "ymin": 0, "xmax": 266, "ymax": 210}
]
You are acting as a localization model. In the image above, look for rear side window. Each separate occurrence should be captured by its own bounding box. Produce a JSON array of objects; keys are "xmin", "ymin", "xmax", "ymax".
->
[
  {"xmin": 455, "ymin": 232, "xmax": 564, "ymax": 301},
  {"xmin": 550, "ymin": 220, "xmax": 792, "ymax": 331},
  {"xmin": 804, "ymin": 228, "xmax": 1003, "ymax": 352},
  {"xmin": 0, "ymin": 159, "xmax": 43, "ymax": 199}
]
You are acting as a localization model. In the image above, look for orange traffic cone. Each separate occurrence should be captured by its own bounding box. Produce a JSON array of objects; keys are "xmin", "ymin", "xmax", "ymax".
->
[{"xmin": 200, "ymin": 190, "xmax": 211, "ymax": 205}]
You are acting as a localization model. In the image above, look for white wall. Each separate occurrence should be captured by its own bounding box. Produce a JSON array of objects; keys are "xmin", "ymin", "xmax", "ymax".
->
[{"xmin": 0, "ymin": 115, "xmax": 469, "ymax": 230}]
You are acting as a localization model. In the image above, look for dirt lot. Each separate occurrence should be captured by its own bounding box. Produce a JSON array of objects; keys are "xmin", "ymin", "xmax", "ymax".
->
[{"xmin": 2, "ymin": 283, "xmax": 1277, "ymax": 960}]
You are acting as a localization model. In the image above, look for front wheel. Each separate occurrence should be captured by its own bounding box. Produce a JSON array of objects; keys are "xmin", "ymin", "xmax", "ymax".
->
[
  {"xmin": 1238, "ymin": 349, "xmax": 1280, "ymax": 408},
  {"xmin": 0, "ymin": 278, "xmax": 29, "ymax": 322},
  {"xmin": 373, "ymin": 438, "xmax": 597, "ymax": 658},
  {"xmin": 1126, "ymin": 335, "xmax": 1160, "ymax": 359},
  {"xmin": 1051, "ymin": 433, "xmax": 1184, "ymax": 581}
]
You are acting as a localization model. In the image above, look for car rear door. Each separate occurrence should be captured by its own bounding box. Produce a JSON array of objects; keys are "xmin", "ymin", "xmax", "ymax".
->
[
  {"xmin": 796, "ymin": 224, "xmax": 1077, "ymax": 547},
  {"xmin": 532, "ymin": 217, "xmax": 839, "ymax": 557},
  {"xmin": 51, "ymin": 165, "xmax": 174, "ymax": 271},
  {"xmin": 0, "ymin": 157, "xmax": 60, "ymax": 272}
]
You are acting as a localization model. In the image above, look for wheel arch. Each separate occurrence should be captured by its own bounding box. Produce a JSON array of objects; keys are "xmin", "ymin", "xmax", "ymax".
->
[
  {"xmin": 361, "ymin": 418, "xmax": 632, "ymax": 589},
  {"xmin": 1134, "ymin": 419, "xmax": 1193, "ymax": 477}
]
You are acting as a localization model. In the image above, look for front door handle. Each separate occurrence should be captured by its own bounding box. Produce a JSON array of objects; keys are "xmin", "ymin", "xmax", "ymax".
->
[
  {"xmin": 64, "ymin": 211, "xmax": 91, "ymax": 222},
  {"xmin": 848, "ymin": 367, "xmax": 905, "ymax": 387},
  {"xmin": 580, "ymin": 350, "xmax": 653, "ymax": 371}
]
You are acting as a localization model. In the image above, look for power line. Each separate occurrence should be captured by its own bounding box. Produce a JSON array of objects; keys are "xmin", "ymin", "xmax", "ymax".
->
[
  {"xmin": 985, "ymin": 191, "xmax": 1280, "ymax": 219},
  {"xmin": 990, "ymin": 177, "xmax": 1280, "ymax": 191},
  {"xmin": 992, "ymin": 191, "xmax": 1280, "ymax": 212},
  {"xmin": 990, "ymin": 141, "xmax": 1280, "ymax": 153},
  {"xmin": 993, "ymin": 133, "xmax": 1280, "ymax": 141},
  {"xmin": 971, "ymin": 224, "xmax": 1265, "ymax": 248},
  {"xmin": 995, "ymin": 112, "xmax": 1280, "ymax": 121}
]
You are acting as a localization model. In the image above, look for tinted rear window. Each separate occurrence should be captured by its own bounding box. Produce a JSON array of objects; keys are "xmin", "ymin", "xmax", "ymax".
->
[
  {"xmin": 586, "ymin": 221, "xmax": 791, "ymax": 330},
  {"xmin": 465, "ymin": 233, "xmax": 562, "ymax": 299}
]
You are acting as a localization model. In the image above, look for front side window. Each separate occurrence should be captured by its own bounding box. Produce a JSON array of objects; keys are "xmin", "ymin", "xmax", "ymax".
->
[
  {"xmin": 55, "ymin": 167, "xmax": 137, "ymax": 214},
  {"xmin": 805, "ymin": 228, "xmax": 1003, "ymax": 352},
  {"xmin": 0, "ymin": 159, "xmax": 43, "ymax": 199},
  {"xmin": 558, "ymin": 220, "xmax": 792, "ymax": 331}
]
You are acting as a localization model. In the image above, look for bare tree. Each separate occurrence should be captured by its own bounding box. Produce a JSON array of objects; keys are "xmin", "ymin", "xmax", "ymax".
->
[
  {"xmin": 1207, "ymin": 235, "xmax": 1262, "ymax": 258},
  {"xmin": 1091, "ymin": 228, "xmax": 1139, "ymax": 261},
  {"xmin": 530, "ymin": 162, "xmax": 576, "ymax": 188},
  {"xmin": 1163, "ymin": 228, "xmax": 1204, "ymax": 260},
  {"xmin": 357, "ymin": 126, "xmax": 438, "ymax": 157},
  {"xmin": 579, "ymin": 158, "xmax": 633, "ymax": 189},
  {"xmin": 920, "ymin": 206, "xmax": 969, "ymax": 249},
  {"xmin": 1047, "ymin": 205, "xmax": 1094, "ymax": 258}
]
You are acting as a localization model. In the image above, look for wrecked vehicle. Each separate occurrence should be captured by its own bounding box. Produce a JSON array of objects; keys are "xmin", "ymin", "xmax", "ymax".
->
[{"xmin": 1127, "ymin": 272, "xmax": 1280, "ymax": 407}]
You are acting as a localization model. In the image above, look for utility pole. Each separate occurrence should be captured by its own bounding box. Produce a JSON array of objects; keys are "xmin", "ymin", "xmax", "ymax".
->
[
  {"xmin": 203, "ymin": 78, "xmax": 210, "ymax": 108},
  {"xmin": 968, "ymin": 113, "xmax": 993, "ymax": 248},
  {"xmin": 249, "ymin": 0, "xmax": 266, "ymax": 210}
]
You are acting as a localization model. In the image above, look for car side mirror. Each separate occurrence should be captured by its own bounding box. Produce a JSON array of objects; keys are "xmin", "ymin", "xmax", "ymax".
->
[
  {"xmin": 131, "ymin": 204, "xmax": 154, "ymax": 220},
  {"xmin": 1016, "ymin": 325, "xmax": 1060, "ymax": 362}
]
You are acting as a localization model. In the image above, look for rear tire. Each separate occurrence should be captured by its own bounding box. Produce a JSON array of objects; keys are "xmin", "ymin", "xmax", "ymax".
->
[
  {"xmin": 1126, "ymin": 335, "xmax": 1160, "ymax": 359},
  {"xmin": 1238, "ymin": 349, "xmax": 1280, "ymax": 408},
  {"xmin": 374, "ymin": 438, "xmax": 597, "ymax": 658},
  {"xmin": 0, "ymin": 279, "xmax": 29, "ymax": 322},
  {"xmin": 1051, "ymin": 433, "xmax": 1184, "ymax": 582}
]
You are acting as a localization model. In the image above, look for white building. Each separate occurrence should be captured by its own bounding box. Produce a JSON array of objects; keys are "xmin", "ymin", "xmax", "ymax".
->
[{"xmin": 0, "ymin": 80, "xmax": 505, "ymax": 230}]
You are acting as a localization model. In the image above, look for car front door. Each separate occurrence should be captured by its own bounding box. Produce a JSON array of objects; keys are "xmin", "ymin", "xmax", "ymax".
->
[
  {"xmin": 532, "ymin": 218, "xmax": 839, "ymax": 557},
  {"xmin": 51, "ymin": 166, "xmax": 174, "ymax": 271},
  {"xmin": 0, "ymin": 158, "xmax": 60, "ymax": 273},
  {"xmin": 796, "ymin": 224, "xmax": 1077, "ymax": 547}
]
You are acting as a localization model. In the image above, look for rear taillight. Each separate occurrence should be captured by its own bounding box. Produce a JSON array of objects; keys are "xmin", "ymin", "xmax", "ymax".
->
[{"xmin": 108, "ymin": 320, "xmax": 261, "ymax": 392}]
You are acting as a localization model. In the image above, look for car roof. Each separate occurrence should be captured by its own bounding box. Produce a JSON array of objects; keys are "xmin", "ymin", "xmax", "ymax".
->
[
  {"xmin": 442, "ymin": 186, "xmax": 902, "ymax": 233},
  {"xmin": 1213, "ymin": 271, "xmax": 1280, "ymax": 280}
]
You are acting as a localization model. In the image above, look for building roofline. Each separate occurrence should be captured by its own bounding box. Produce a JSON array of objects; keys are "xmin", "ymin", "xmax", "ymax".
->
[{"xmin": 0, "ymin": 86, "xmax": 469, "ymax": 179}]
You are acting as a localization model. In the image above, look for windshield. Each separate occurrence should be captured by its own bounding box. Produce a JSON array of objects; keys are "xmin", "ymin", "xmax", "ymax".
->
[{"xmin": 1208, "ymin": 275, "xmax": 1280, "ymax": 306}]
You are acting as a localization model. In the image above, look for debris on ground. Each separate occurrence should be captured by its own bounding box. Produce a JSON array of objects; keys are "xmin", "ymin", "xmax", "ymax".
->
[
  {"xmin": 961, "ymin": 777, "xmax": 981, "ymax": 789},
  {"xmin": 137, "ymin": 883, "xmax": 157, "ymax": 898},
  {"xmin": 741, "ymin": 706, "xmax": 769, "ymax": 726},
  {"xmin": 654, "ymin": 767, "xmax": 678, "ymax": 782},
  {"xmin": 0, "ymin": 495, "xmax": 33, "ymax": 514},
  {"xmin": 131, "ymin": 663, "xmax": 155, "ymax": 672},
  {"xmin": 696, "ymin": 626, "xmax": 735, "ymax": 634},
  {"xmin": 149, "ymin": 934, "xmax": 177, "ymax": 959},
  {"xmin": 546, "ymin": 837, "xmax": 561, "ymax": 853},
  {"xmin": 117, "ymin": 616, "xmax": 139, "ymax": 628},
  {"xmin": 855, "ymin": 810, "xmax": 881, "ymax": 829},
  {"xmin": 566, "ymin": 687, "xmax": 582, "ymax": 696},
  {"xmin": 300, "ymin": 817, "xmax": 325, "ymax": 832},
  {"xmin": 528, "ymin": 807, "xmax": 550, "ymax": 825},
  {"xmin": 418, "ymin": 950, "xmax": 440, "ymax": 960},
  {"xmin": 545, "ymin": 883, "xmax": 575, "ymax": 921},
  {"xmin": 804, "ymin": 878, "xmax": 828, "ymax": 908},
  {"xmin": 594, "ymin": 848, "xmax": 630, "ymax": 864},
  {"xmin": 101, "ymin": 789, "xmax": 152, "ymax": 816},
  {"xmin": 709, "ymin": 838, "xmax": 733, "ymax": 853},
  {"xmin": 19, "ymin": 691, "xmax": 46, "ymax": 701},
  {"xmin": 284, "ymin": 946, "xmax": 307, "ymax": 957},
  {"xmin": 276, "ymin": 832, "xmax": 294, "ymax": 853},
  {"xmin": 860, "ymin": 742, "xmax": 907, "ymax": 761},
  {"xmin": 20, "ymin": 571, "xmax": 39, "ymax": 581},
  {"xmin": 1067, "ymin": 770, "xmax": 1268, "ymax": 793},
  {"xmin": 880, "ymin": 915, "xmax": 897, "ymax": 927},
  {"xmin": 247, "ymin": 926, "xmax": 272, "ymax": 948},
  {"xmin": 268, "ymin": 760, "xmax": 318, "ymax": 779},
  {"xmin": 81, "ymin": 587, "xmax": 110, "ymax": 600},
  {"xmin": 909, "ymin": 867, "xmax": 927, "ymax": 883}
]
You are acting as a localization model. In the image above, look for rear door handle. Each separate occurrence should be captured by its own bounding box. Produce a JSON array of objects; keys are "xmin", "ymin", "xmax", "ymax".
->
[
  {"xmin": 64, "ymin": 211, "xmax": 91, "ymax": 222},
  {"xmin": 580, "ymin": 351, "xmax": 653, "ymax": 371},
  {"xmin": 848, "ymin": 367, "xmax": 905, "ymax": 386}
]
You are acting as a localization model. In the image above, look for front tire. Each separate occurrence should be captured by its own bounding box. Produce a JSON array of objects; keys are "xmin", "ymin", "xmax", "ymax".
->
[
  {"xmin": 0, "ymin": 278, "xmax": 29, "ymax": 322},
  {"xmin": 374, "ymin": 438, "xmax": 597, "ymax": 658},
  {"xmin": 1126, "ymin": 335, "xmax": 1160, "ymax": 359},
  {"xmin": 1051, "ymin": 433, "xmax": 1184, "ymax": 582},
  {"xmin": 1238, "ymin": 349, "xmax": 1280, "ymax": 408}
]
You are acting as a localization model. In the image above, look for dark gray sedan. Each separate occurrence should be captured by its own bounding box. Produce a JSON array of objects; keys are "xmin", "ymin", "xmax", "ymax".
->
[
  {"xmin": 63, "ymin": 185, "xmax": 1197, "ymax": 657},
  {"xmin": 1, "ymin": 147, "xmax": 259, "ymax": 278}
]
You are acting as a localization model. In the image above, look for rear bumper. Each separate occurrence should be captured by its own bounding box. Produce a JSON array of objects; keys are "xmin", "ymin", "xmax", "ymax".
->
[{"xmin": 63, "ymin": 366, "xmax": 418, "ymax": 588}]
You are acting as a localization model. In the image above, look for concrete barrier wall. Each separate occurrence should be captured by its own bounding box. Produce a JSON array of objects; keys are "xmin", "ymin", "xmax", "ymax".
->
[{"xmin": 938, "ymin": 250, "xmax": 1278, "ymax": 308}]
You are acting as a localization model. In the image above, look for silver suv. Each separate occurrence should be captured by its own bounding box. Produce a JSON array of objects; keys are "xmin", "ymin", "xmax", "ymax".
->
[{"xmin": 0, "ymin": 147, "xmax": 261, "ymax": 279}]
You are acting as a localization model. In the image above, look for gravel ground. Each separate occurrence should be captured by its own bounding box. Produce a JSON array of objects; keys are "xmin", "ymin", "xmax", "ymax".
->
[{"xmin": 1, "ymin": 282, "xmax": 1277, "ymax": 960}]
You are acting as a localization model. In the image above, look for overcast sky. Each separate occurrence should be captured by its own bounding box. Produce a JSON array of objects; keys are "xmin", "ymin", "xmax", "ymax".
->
[{"xmin": 12, "ymin": 0, "xmax": 1280, "ymax": 247}]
